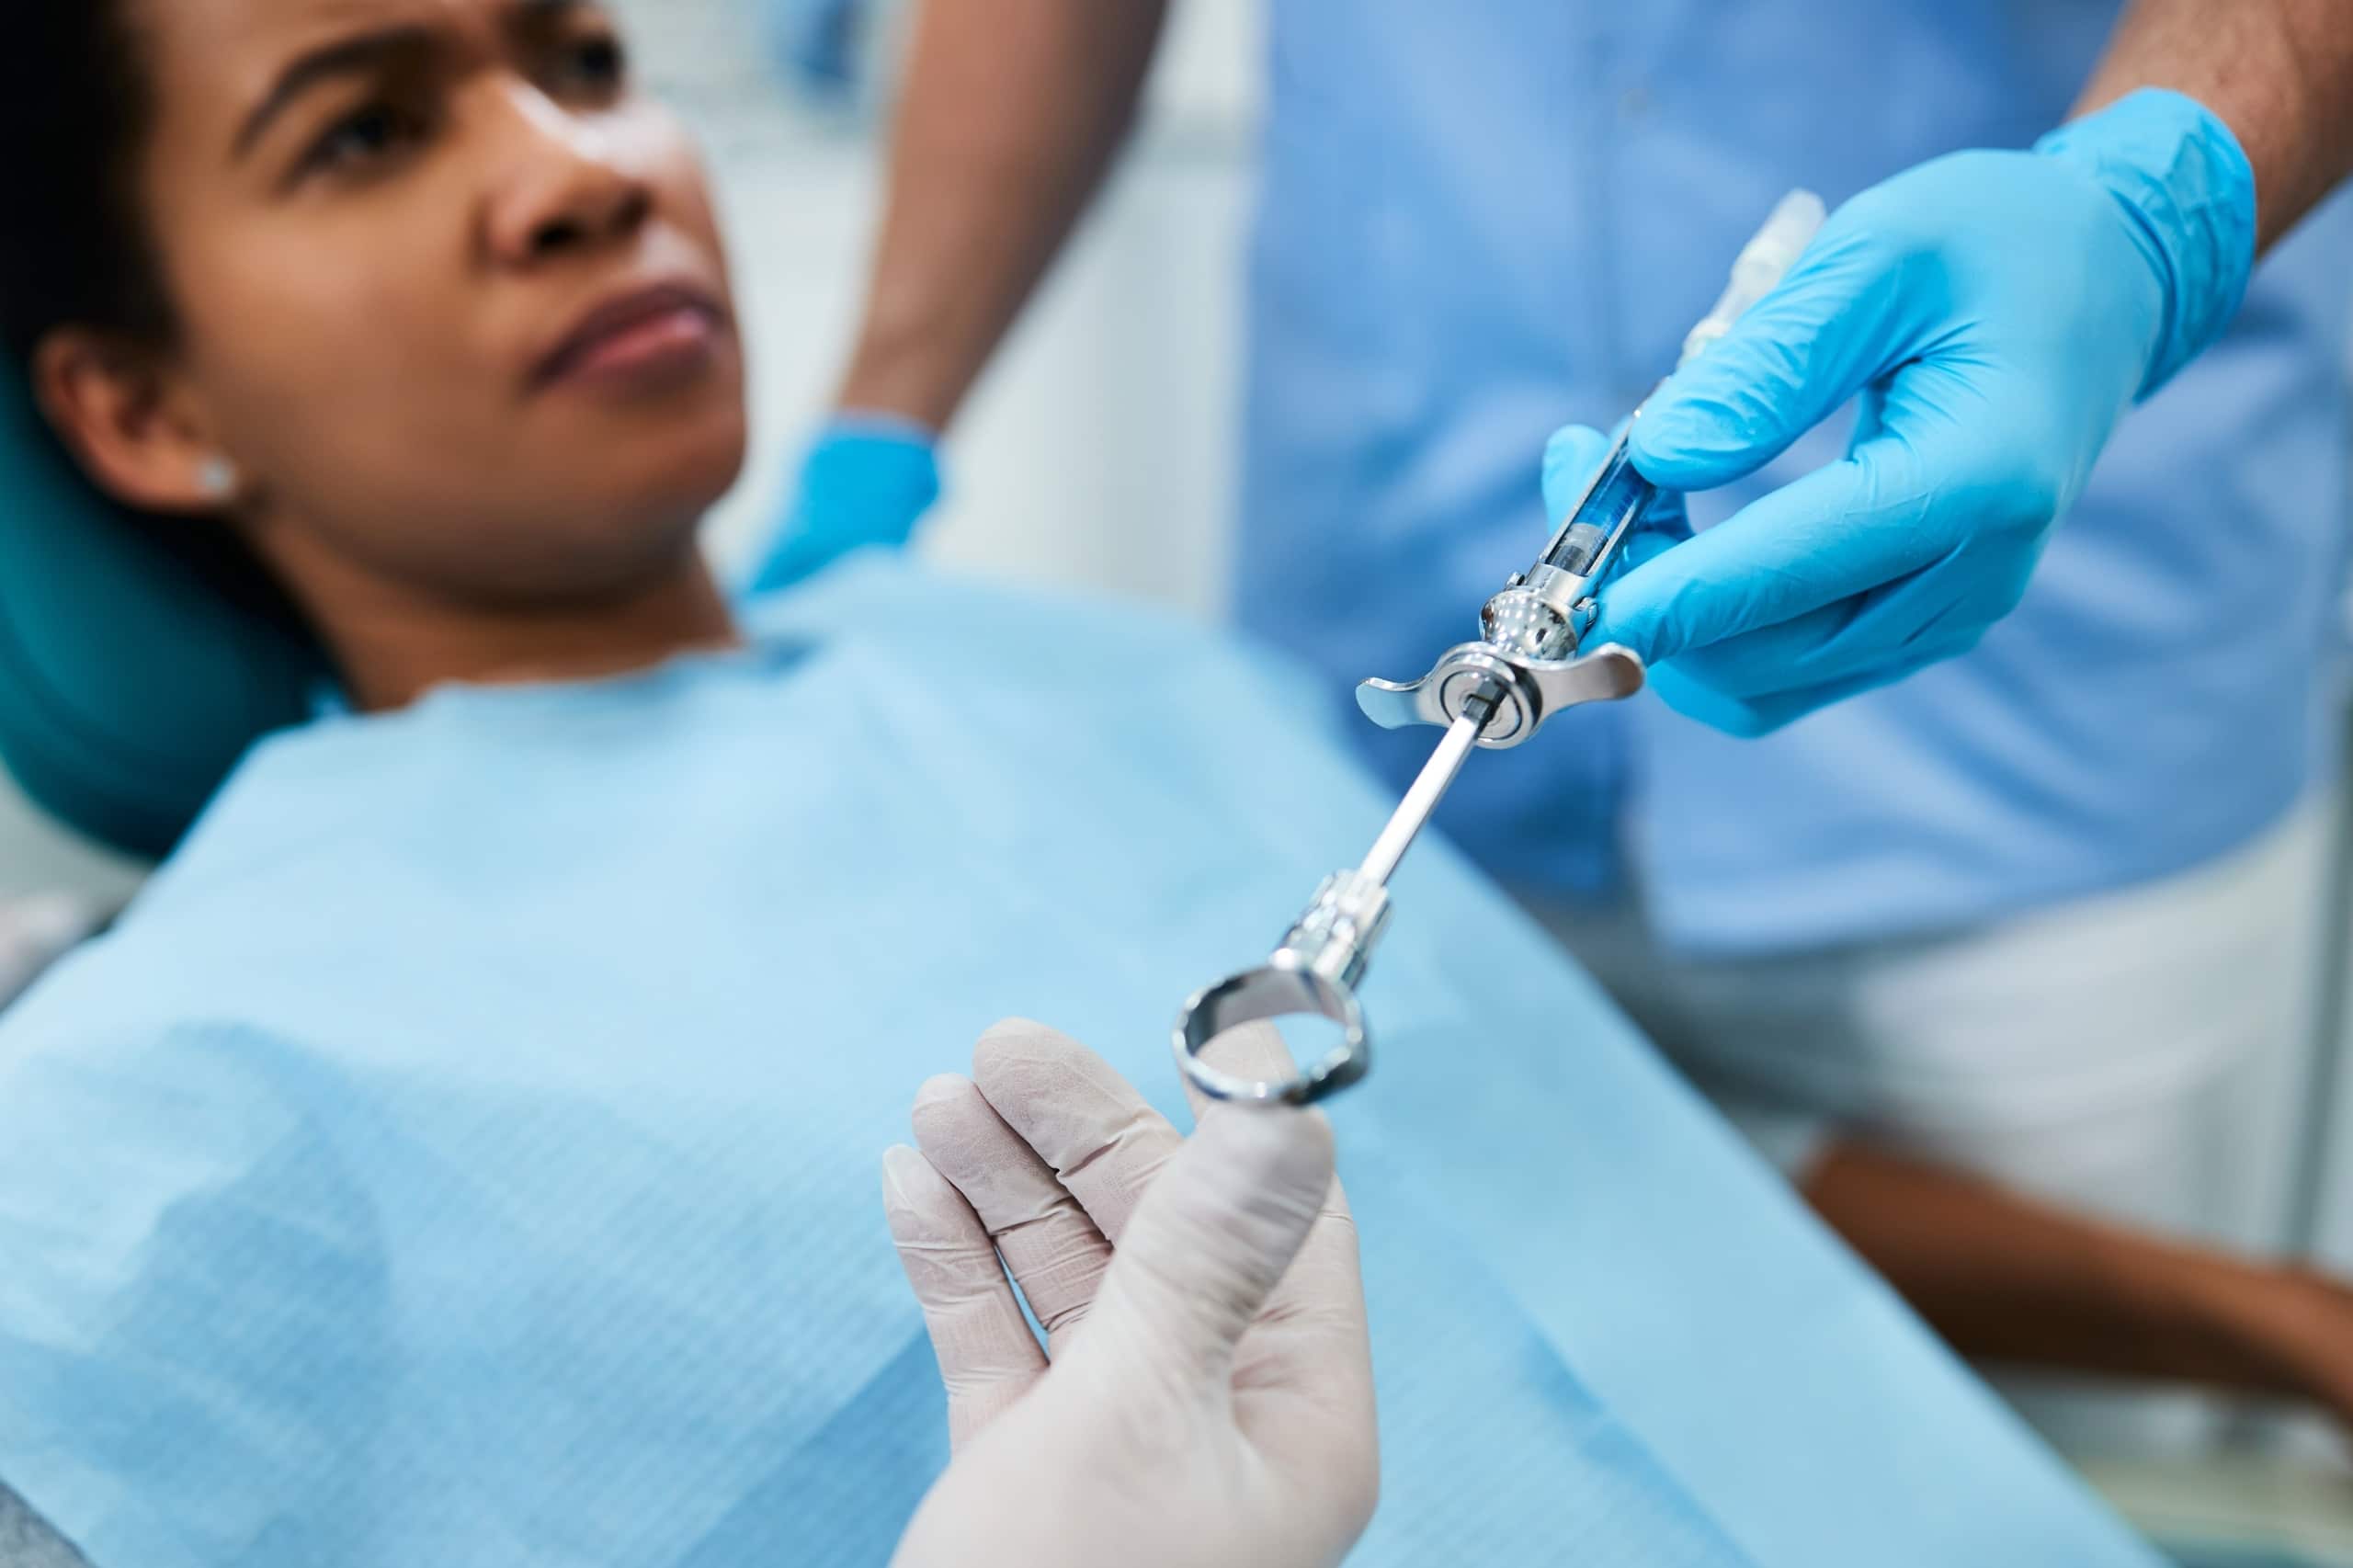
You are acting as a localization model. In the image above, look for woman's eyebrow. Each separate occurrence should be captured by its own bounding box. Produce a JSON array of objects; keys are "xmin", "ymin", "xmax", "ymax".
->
[
  {"xmin": 233, "ymin": 26, "xmax": 439, "ymax": 158},
  {"xmin": 230, "ymin": 1, "xmax": 595, "ymax": 160}
]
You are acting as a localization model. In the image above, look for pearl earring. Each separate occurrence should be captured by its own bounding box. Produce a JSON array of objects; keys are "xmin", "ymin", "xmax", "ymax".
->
[{"xmin": 197, "ymin": 455, "xmax": 239, "ymax": 501}]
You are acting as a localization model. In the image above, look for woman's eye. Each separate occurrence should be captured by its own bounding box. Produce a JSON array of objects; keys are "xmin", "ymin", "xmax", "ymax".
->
[
  {"xmin": 551, "ymin": 32, "xmax": 628, "ymax": 97},
  {"xmin": 305, "ymin": 102, "xmax": 424, "ymax": 175}
]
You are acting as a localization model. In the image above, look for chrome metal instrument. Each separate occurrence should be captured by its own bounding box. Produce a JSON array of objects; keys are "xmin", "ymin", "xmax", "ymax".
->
[{"xmin": 1176, "ymin": 191, "xmax": 1826, "ymax": 1107}]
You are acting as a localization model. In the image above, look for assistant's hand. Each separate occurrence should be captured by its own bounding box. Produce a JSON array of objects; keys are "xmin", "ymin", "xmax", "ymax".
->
[
  {"xmin": 1578, "ymin": 88, "xmax": 2256, "ymax": 735},
  {"xmin": 748, "ymin": 415, "xmax": 940, "ymax": 596},
  {"xmin": 883, "ymin": 1020, "xmax": 1377, "ymax": 1568}
]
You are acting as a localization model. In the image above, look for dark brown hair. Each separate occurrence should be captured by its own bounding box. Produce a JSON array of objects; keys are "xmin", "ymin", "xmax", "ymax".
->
[{"xmin": 1, "ymin": 1, "xmax": 177, "ymax": 365}]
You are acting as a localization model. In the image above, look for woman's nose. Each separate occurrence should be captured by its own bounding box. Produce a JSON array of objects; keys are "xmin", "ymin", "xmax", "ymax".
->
[{"xmin": 484, "ymin": 88, "xmax": 655, "ymax": 267}]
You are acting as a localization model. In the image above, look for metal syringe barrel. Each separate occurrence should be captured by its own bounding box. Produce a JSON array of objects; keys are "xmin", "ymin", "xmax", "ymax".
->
[{"xmin": 1525, "ymin": 189, "xmax": 1828, "ymax": 630}]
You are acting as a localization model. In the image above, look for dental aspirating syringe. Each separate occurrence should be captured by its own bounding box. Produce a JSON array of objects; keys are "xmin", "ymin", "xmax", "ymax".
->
[{"xmin": 1174, "ymin": 190, "xmax": 1826, "ymax": 1108}]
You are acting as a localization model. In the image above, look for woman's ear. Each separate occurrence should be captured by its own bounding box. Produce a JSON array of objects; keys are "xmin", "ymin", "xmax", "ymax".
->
[{"xmin": 31, "ymin": 328, "xmax": 238, "ymax": 514}]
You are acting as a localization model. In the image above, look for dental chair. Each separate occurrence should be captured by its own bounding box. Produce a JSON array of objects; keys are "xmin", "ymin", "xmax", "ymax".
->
[{"xmin": 0, "ymin": 368, "xmax": 324, "ymax": 862}]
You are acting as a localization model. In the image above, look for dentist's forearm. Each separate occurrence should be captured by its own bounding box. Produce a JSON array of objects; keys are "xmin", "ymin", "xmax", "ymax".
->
[
  {"xmin": 2075, "ymin": 0, "xmax": 2353, "ymax": 249},
  {"xmin": 834, "ymin": 0, "xmax": 1170, "ymax": 430}
]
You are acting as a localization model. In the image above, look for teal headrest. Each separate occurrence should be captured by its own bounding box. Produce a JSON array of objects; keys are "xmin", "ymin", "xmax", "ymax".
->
[{"xmin": 0, "ymin": 366, "xmax": 328, "ymax": 859}]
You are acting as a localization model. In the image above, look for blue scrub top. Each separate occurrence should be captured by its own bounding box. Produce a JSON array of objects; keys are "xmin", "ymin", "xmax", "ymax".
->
[
  {"xmin": 0, "ymin": 564, "xmax": 2155, "ymax": 1568},
  {"xmin": 1240, "ymin": 0, "xmax": 2353, "ymax": 953}
]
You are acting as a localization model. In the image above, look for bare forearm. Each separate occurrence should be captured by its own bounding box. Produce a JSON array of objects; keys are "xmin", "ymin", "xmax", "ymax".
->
[
  {"xmin": 2075, "ymin": 0, "xmax": 2353, "ymax": 248},
  {"xmin": 1805, "ymin": 1142, "xmax": 2328, "ymax": 1403},
  {"xmin": 835, "ymin": 0, "xmax": 1170, "ymax": 428}
]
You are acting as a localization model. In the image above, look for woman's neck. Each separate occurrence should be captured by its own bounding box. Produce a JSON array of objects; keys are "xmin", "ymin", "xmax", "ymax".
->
[{"xmin": 275, "ymin": 542, "xmax": 744, "ymax": 712}]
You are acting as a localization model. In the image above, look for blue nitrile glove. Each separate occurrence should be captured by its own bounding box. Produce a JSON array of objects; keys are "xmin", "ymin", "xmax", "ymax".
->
[
  {"xmin": 751, "ymin": 416, "xmax": 942, "ymax": 597},
  {"xmin": 1584, "ymin": 88, "xmax": 2256, "ymax": 736}
]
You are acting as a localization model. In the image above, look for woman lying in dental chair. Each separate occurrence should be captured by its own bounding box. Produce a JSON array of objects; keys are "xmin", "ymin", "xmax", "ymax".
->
[{"xmin": 0, "ymin": 3, "xmax": 2170, "ymax": 1565}]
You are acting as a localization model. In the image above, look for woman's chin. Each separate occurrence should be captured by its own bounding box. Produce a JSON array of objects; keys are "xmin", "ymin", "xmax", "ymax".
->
[{"xmin": 547, "ymin": 395, "xmax": 750, "ymax": 520}]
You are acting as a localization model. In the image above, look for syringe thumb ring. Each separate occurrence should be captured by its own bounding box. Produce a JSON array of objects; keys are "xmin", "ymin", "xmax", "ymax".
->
[
  {"xmin": 1173, "ymin": 961, "xmax": 1370, "ymax": 1106},
  {"xmin": 1171, "ymin": 872, "xmax": 1392, "ymax": 1106}
]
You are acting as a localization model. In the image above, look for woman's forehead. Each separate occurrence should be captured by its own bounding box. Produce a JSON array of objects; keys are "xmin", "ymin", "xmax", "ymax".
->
[
  {"xmin": 151, "ymin": 0, "xmax": 487, "ymax": 54},
  {"xmin": 142, "ymin": 0, "xmax": 585, "ymax": 92},
  {"xmin": 158, "ymin": 0, "xmax": 547, "ymax": 45},
  {"xmin": 138, "ymin": 0, "xmax": 608, "ymax": 149}
]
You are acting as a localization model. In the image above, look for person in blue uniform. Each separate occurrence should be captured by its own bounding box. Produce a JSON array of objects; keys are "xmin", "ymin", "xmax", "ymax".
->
[{"xmin": 777, "ymin": 0, "xmax": 2353, "ymax": 1441}]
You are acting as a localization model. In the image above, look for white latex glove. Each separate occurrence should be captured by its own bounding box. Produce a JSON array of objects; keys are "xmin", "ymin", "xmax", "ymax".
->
[{"xmin": 882, "ymin": 1019, "xmax": 1378, "ymax": 1568}]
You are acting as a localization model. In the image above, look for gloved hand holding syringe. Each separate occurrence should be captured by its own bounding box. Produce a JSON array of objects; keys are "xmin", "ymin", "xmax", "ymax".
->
[{"xmin": 1175, "ymin": 190, "xmax": 1827, "ymax": 1107}]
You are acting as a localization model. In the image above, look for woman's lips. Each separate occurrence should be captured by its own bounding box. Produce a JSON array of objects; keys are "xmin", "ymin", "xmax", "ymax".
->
[{"xmin": 532, "ymin": 282, "xmax": 730, "ymax": 394}]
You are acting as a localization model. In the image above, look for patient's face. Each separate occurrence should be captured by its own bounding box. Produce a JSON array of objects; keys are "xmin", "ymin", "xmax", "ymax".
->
[{"xmin": 129, "ymin": 0, "xmax": 747, "ymax": 602}]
